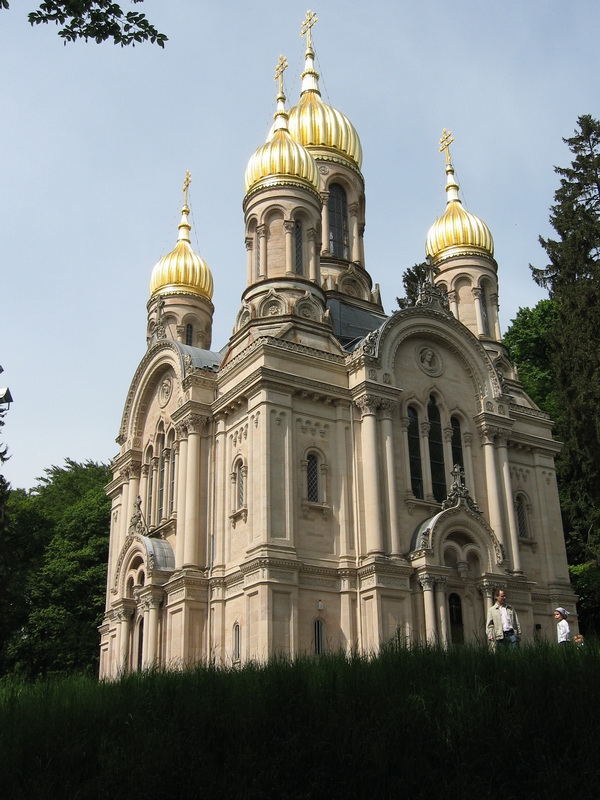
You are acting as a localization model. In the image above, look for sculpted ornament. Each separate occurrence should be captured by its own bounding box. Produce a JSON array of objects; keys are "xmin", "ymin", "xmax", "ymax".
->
[
  {"xmin": 158, "ymin": 376, "xmax": 172, "ymax": 408},
  {"xmin": 416, "ymin": 345, "xmax": 443, "ymax": 377}
]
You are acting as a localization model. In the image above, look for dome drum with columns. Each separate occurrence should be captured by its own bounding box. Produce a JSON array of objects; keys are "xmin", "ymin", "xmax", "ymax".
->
[{"xmin": 100, "ymin": 13, "xmax": 576, "ymax": 677}]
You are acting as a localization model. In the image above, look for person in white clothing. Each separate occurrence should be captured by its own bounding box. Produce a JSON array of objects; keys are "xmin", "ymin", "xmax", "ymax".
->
[{"xmin": 554, "ymin": 607, "xmax": 571, "ymax": 644}]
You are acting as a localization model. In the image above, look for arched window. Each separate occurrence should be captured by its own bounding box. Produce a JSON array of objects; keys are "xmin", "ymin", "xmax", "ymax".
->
[
  {"xmin": 307, "ymin": 453, "xmax": 319, "ymax": 503},
  {"xmin": 157, "ymin": 448, "xmax": 165, "ymax": 522},
  {"xmin": 314, "ymin": 619, "xmax": 324, "ymax": 655},
  {"xmin": 295, "ymin": 220, "xmax": 304, "ymax": 275},
  {"xmin": 236, "ymin": 461, "xmax": 246, "ymax": 510},
  {"xmin": 185, "ymin": 323, "xmax": 193, "ymax": 346},
  {"xmin": 428, "ymin": 396, "xmax": 446, "ymax": 503},
  {"xmin": 407, "ymin": 407, "xmax": 424, "ymax": 499},
  {"xmin": 451, "ymin": 417, "xmax": 464, "ymax": 470},
  {"xmin": 449, "ymin": 593, "xmax": 464, "ymax": 645},
  {"xmin": 233, "ymin": 623, "xmax": 241, "ymax": 661},
  {"xmin": 516, "ymin": 495, "xmax": 529, "ymax": 538},
  {"xmin": 256, "ymin": 231, "xmax": 261, "ymax": 279},
  {"xmin": 328, "ymin": 183, "xmax": 349, "ymax": 259},
  {"xmin": 136, "ymin": 619, "xmax": 144, "ymax": 671},
  {"xmin": 169, "ymin": 446, "xmax": 176, "ymax": 515},
  {"xmin": 146, "ymin": 452, "xmax": 154, "ymax": 525},
  {"xmin": 480, "ymin": 286, "xmax": 491, "ymax": 336}
]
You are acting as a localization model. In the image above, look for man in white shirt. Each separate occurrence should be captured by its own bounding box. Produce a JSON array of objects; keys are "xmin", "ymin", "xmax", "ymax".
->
[{"xmin": 486, "ymin": 589, "xmax": 521, "ymax": 649}]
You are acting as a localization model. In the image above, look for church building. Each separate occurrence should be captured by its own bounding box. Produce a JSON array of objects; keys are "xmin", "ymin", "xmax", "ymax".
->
[{"xmin": 99, "ymin": 14, "xmax": 576, "ymax": 677}]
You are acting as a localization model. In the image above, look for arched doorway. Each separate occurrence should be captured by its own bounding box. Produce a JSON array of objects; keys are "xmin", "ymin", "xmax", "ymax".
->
[{"xmin": 449, "ymin": 593, "xmax": 464, "ymax": 645}]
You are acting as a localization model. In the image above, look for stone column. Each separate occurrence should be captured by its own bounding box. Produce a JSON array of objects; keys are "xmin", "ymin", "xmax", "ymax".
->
[
  {"xmin": 420, "ymin": 420, "xmax": 435, "ymax": 502},
  {"xmin": 117, "ymin": 605, "xmax": 133, "ymax": 674},
  {"xmin": 442, "ymin": 426, "xmax": 455, "ymax": 490},
  {"xmin": 284, "ymin": 220, "xmax": 295, "ymax": 276},
  {"xmin": 479, "ymin": 580, "xmax": 496, "ymax": 635},
  {"xmin": 419, "ymin": 574, "xmax": 438, "ymax": 644},
  {"xmin": 356, "ymin": 396, "xmax": 384, "ymax": 554},
  {"xmin": 145, "ymin": 593, "xmax": 162, "ymax": 667},
  {"xmin": 380, "ymin": 401, "xmax": 401, "ymax": 556},
  {"xmin": 447, "ymin": 289, "xmax": 459, "ymax": 320},
  {"xmin": 491, "ymin": 292, "xmax": 502, "ymax": 340},
  {"xmin": 497, "ymin": 434, "xmax": 522, "ymax": 574},
  {"xmin": 399, "ymin": 417, "xmax": 415, "ymax": 498},
  {"xmin": 320, "ymin": 192, "xmax": 330, "ymax": 255},
  {"xmin": 472, "ymin": 288, "xmax": 485, "ymax": 336},
  {"xmin": 479, "ymin": 426, "xmax": 506, "ymax": 554},
  {"xmin": 119, "ymin": 476, "xmax": 131, "ymax": 550},
  {"xmin": 245, "ymin": 236, "xmax": 253, "ymax": 285},
  {"xmin": 183, "ymin": 414, "xmax": 206, "ymax": 568},
  {"xmin": 462, "ymin": 432, "xmax": 476, "ymax": 501},
  {"xmin": 348, "ymin": 202, "xmax": 360, "ymax": 262},
  {"xmin": 335, "ymin": 404, "xmax": 353, "ymax": 557},
  {"xmin": 308, "ymin": 228, "xmax": 319, "ymax": 283},
  {"xmin": 435, "ymin": 577, "xmax": 449, "ymax": 647},
  {"xmin": 175, "ymin": 424, "xmax": 188, "ymax": 569},
  {"xmin": 257, "ymin": 224, "xmax": 267, "ymax": 279},
  {"xmin": 139, "ymin": 463, "xmax": 149, "ymax": 527}
]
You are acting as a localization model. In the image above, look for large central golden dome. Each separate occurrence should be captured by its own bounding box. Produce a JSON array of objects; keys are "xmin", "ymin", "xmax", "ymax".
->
[
  {"xmin": 426, "ymin": 146, "xmax": 494, "ymax": 264},
  {"xmin": 286, "ymin": 42, "xmax": 362, "ymax": 169},
  {"xmin": 150, "ymin": 202, "xmax": 214, "ymax": 301}
]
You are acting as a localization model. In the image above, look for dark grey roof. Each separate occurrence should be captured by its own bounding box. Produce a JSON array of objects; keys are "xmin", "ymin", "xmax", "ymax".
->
[
  {"xmin": 327, "ymin": 298, "xmax": 388, "ymax": 351},
  {"xmin": 174, "ymin": 342, "xmax": 223, "ymax": 371}
]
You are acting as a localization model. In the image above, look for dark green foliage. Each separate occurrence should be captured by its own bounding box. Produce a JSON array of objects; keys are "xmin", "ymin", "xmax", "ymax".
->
[
  {"xmin": 503, "ymin": 299, "xmax": 560, "ymax": 416},
  {"xmin": 396, "ymin": 261, "xmax": 429, "ymax": 308},
  {"xmin": 0, "ymin": 460, "xmax": 111, "ymax": 677},
  {"xmin": 1, "ymin": 644, "xmax": 599, "ymax": 799},
  {"xmin": 529, "ymin": 115, "xmax": 600, "ymax": 632},
  {"xmin": 1, "ymin": 1, "xmax": 167, "ymax": 47}
]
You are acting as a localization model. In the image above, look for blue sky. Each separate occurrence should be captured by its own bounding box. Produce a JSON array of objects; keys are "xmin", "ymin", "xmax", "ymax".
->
[{"xmin": 1, "ymin": 0, "xmax": 598, "ymax": 490}]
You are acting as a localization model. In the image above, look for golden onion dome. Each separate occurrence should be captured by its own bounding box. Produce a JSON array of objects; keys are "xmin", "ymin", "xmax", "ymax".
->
[
  {"xmin": 150, "ymin": 186, "xmax": 214, "ymax": 301},
  {"xmin": 426, "ymin": 131, "xmax": 494, "ymax": 264},
  {"xmin": 245, "ymin": 57, "xmax": 320, "ymax": 197},
  {"xmin": 286, "ymin": 36, "xmax": 362, "ymax": 169}
]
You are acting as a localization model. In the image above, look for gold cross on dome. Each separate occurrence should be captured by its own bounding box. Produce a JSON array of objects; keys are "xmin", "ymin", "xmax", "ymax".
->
[
  {"xmin": 274, "ymin": 54, "xmax": 288, "ymax": 92},
  {"xmin": 439, "ymin": 129, "xmax": 454, "ymax": 166},
  {"xmin": 182, "ymin": 171, "xmax": 192, "ymax": 204},
  {"xmin": 301, "ymin": 9, "xmax": 318, "ymax": 48}
]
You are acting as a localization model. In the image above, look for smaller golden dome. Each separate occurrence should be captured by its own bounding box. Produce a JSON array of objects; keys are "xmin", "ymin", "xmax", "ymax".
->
[
  {"xmin": 426, "ymin": 133, "xmax": 494, "ymax": 264},
  {"xmin": 150, "ymin": 196, "xmax": 214, "ymax": 301},
  {"xmin": 245, "ymin": 59, "xmax": 319, "ymax": 197},
  {"xmin": 287, "ymin": 41, "xmax": 363, "ymax": 169}
]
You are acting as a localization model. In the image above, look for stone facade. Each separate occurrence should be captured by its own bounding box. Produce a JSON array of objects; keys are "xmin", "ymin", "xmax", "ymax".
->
[{"xmin": 99, "ymin": 26, "xmax": 576, "ymax": 678}]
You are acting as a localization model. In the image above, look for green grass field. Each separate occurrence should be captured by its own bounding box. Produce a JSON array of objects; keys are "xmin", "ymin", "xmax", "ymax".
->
[{"xmin": 1, "ymin": 640, "xmax": 598, "ymax": 799}]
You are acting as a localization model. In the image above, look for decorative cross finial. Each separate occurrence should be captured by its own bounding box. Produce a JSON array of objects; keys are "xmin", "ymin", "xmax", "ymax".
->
[
  {"xmin": 274, "ymin": 54, "xmax": 288, "ymax": 94},
  {"xmin": 439, "ymin": 128, "xmax": 454, "ymax": 166},
  {"xmin": 182, "ymin": 170, "xmax": 192, "ymax": 205},
  {"xmin": 301, "ymin": 9, "xmax": 318, "ymax": 48}
]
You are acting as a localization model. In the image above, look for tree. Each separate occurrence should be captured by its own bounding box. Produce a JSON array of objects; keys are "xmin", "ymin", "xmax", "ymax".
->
[
  {"xmin": 1, "ymin": 459, "xmax": 111, "ymax": 676},
  {"xmin": 0, "ymin": 1, "xmax": 167, "ymax": 47},
  {"xmin": 396, "ymin": 261, "xmax": 429, "ymax": 309},
  {"xmin": 503, "ymin": 299, "xmax": 560, "ymax": 417},
  {"xmin": 531, "ymin": 115, "xmax": 600, "ymax": 632}
]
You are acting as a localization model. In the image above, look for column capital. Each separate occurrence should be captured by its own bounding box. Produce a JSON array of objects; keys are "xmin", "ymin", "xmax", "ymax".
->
[
  {"xmin": 354, "ymin": 394, "xmax": 381, "ymax": 416},
  {"xmin": 419, "ymin": 573, "xmax": 436, "ymax": 592},
  {"xmin": 283, "ymin": 220, "xmax": 296, "ymax": 234}
]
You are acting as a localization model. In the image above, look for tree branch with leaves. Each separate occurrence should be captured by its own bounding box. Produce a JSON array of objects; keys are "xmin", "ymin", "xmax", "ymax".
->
[{"xmin": 1, "ymin": 1, "xmax": 167, "ymax": 46}]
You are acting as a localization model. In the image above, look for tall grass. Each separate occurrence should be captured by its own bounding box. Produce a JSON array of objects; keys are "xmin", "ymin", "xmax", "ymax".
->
[{"xmin": 0, "ymin": 641, "xmax": 598, "ymax": 799}]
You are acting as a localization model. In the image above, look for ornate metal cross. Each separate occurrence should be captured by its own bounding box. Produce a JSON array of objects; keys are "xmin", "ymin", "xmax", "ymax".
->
[
  {"xmin": 301, "ymin": 9, "xmax": 318, "ymax": 48},
  {"xmin": 274, "ymin": 54, "xmax": 288, "ymax": 92},
  {"xmin": 182, "ymin": 170, "xmax": 191, "ymax": 204},
  {"xmin": 439, "ymin": 128, "xmax": 454, "ymax": 166}
]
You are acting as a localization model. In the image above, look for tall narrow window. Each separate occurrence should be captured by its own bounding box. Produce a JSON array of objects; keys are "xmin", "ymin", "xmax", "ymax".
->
[
  {"xmin": 428, "ymin": 396, "xmax": 446, "ymax": 503},
  {"xmin": 307, "ymin": 453, "xmax": 319, "ymax": 503},
  {"xmin": 314, "ymin": 619, "xmax": 324, "ymax": 655},
  {"xmin": 480, "ymin": 287, "xmax": 490, "ymax": 336},
  {"xmin": 236, "ymin": 462, "xmax": 245, "ymax": 509},
  {"xmin": 328, "ymin": 183, "xmax": 349, "ymax": 259},
  {"xmin": 407, "ymin": 407, "xmax": 424, "ymax": 499},
  {"xmin": 158, "ymin": 450, "xmax": 165, "ymax": 521},
  {"xmin": 516, "ymin": 495, "xmax": 528, "ymax": 538},
  {"xmin": 295, "ymin": 220, "xmax": 304, "ymax": 275},
  {"xmin": 169, "ymin": 447, "xmax": 176, "ymax": 515},
  {"xmin": 449, "ymin": 593, "xmax": 464, "ymax": 645},
  {"xmin": 146, "ymin": 457, "xmax": 154, "ymax": 525},
  {"xmin": 185, "ymin": 323, "xmax": 193, "ymax": 346},
  {"xmin": 256, "ymin": 232, "xmax": 261, "ymax": 279},
  {"xmin": 451, "ymin": 417, "xmax": 464, "ymax": 470},
  {"xmin": 233, "ymin": 623, "xmax": 241, "ymax": 661}
]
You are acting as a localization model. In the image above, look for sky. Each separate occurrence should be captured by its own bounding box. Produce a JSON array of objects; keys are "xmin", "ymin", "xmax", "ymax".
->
[{"xmin": 1, "ymin": 0, "xmax": 598, "ymax": 491}]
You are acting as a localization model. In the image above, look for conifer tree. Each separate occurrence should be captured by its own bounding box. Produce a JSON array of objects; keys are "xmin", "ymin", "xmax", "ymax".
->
[{"xmin": 532, "ymin": 115, "xmax": 600, "ymax": 576}]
